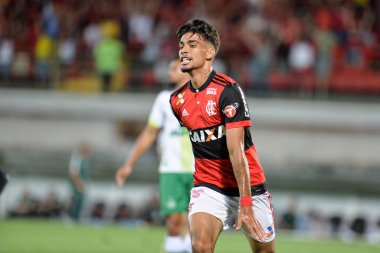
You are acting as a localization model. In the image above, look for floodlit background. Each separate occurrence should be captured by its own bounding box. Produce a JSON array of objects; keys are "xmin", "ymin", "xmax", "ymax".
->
[{"xmin": 0, "ymin": 0, "xmax": 380, "ymax": 250}]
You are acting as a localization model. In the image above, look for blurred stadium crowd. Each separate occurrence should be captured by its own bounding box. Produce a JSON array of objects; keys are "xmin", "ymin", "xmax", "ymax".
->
[
  {"xmin": 1, "ymin": 0, "xmax": 380, "ymax": 94},
  {"xmin": 7, "ymin": 187, "xmax": 164, "ymax": 227},
  {"xmin": 6, "ymin": 186, "xmax": 380, "ymax": 244}
]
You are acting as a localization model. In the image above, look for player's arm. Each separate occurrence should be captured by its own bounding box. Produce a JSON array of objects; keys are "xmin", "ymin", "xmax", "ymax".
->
[
  {"xmin": 226, "ymin": 127, "xmax": 266, "ymax": 241},
  {"xmin": 69, "ymin": 170, "xmax": 84, "ymax": 192},
  {"xmin": 115, "ymin": 124, "xmax": 159, "ymax": 186}
]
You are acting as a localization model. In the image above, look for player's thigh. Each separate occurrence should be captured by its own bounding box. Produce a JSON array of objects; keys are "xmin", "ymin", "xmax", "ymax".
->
[
  {"xmin": 240, "ymin": 191, "xmax": 275, "ymax": 243},
  {"xmin": 189, "ymin": 212, "xmax": 223, "ymax": 248},
  {"xmin": 245, "ymin": 234, "xmax": 275, "ymax": 253}
]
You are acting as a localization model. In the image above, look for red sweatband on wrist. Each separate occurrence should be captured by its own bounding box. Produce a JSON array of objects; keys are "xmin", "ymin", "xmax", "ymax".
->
[{"xmin": 240, "ymin": 196, "xmax": 253, "ymax": 206}]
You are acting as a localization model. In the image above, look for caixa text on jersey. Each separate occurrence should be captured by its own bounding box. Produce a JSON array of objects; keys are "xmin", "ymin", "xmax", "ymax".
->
[{"xmin": 189, "ymin": 125, "xmax": 225, "ymax": 143}]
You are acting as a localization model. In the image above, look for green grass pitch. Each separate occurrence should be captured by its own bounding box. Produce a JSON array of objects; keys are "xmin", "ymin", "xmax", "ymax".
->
[{"xmin": 0, "ymin": 219, "xmax": 379, "ymax": 253}]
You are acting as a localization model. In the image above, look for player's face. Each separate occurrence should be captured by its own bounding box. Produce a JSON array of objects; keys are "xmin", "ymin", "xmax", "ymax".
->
[
  {"xmin": 79, "ymin": 144, "xmax": 90, "ymax": 158},
  {"xmin": 178, "ymin": 32, "xmax": 210, "ymax": 73}
]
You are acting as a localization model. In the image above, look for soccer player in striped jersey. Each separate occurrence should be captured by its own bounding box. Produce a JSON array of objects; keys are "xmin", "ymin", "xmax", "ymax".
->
[{"xmin": 170, "ymin": 19, "xmax": 275, "ymax": 253}]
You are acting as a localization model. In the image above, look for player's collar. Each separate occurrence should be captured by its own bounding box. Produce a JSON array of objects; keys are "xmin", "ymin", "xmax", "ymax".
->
[{"xmin": 189, "ymin": 70, "xmax": 216, "ymax": 93}]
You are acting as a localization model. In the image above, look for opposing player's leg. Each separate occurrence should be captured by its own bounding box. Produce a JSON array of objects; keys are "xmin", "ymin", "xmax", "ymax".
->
[
  {"xmin": 166, "ymin": 212, "xmax": 185, "ymax": 235},
  {"xmin": 165, "ymin": 212, "xmax": 189, "ymax": 253},
  {"xmin": 161, "ymin": 173, "xmax": 193, "ymax": 252},
  {"xmin": 69, "ymin": 191, "xmax": 84, "ymax": 222},
  {"xmin": 181, "ymin": 212, "xmax": 192, "ymax": 252},
  {"xmin": 189, "ymin": 212, "xmax": 223, "ymax": 253}
]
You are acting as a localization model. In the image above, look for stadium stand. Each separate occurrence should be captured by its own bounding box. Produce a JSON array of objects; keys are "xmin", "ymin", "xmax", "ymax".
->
[{"xmin": 0, "ymin": 0, "xmax": 379, "ymax": 96}]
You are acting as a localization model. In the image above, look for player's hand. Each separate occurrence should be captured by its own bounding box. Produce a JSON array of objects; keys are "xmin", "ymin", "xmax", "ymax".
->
[
  {"xmin": 115, "ymin": 164, "xmax": 132, "ymax": 187},
  {"xmin": 236, "ymin": 205, "xmax": 266, "ymax": 241},
  {"xmin": 76, "ymin": 181, "xmax": 84, "ymax": 192}
]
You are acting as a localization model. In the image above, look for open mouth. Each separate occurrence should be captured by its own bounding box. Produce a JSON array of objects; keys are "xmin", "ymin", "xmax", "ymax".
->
[{"xmin": 180, "ymin": 57, "xmax": 191, "ymax": 64}]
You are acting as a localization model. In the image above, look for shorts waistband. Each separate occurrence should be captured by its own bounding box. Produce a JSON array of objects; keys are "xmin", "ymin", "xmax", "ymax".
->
[{"xmin": 194, "ymin": 182, "xmax": 268, "ymax": 197}]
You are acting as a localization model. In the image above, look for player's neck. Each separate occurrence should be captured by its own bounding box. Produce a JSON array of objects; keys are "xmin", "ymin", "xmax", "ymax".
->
[{"xmin": 189, "ymin": 66, "xmax": 212, "ymax": 89}]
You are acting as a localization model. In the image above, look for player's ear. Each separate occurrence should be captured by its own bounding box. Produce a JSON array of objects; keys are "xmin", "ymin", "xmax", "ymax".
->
[{"xmin": 206, "ymin": 47, "xmax": 216, "ymax": 61}]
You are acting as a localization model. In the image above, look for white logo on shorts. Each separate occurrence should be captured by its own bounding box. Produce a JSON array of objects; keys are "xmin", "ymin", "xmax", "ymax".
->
[{"xmin": 191, "ymin": 189, "xmax": 204, "ymax": 198}]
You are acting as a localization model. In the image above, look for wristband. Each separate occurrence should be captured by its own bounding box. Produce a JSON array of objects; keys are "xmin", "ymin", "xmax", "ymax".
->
[{"xmin": 240, "ymin": 196, "xmax": 253, "ymax": 206}]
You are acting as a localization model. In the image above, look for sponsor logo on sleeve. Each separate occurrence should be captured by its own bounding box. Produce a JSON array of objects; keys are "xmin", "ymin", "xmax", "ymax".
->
[{"xmin": 223, "ymin": 103, "xmax": 239, "ymax": 118}]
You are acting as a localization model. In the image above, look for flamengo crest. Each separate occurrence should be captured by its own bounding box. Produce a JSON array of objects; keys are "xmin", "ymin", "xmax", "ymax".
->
[{"xmin": 205, "ymin": 100, "xmax": 217, "ymax": 116}]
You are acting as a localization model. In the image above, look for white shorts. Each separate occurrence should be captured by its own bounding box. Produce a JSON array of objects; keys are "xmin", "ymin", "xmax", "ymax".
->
[{"xmin": 188, "ymin": 186, "xmax": 275, "ymax": 243}]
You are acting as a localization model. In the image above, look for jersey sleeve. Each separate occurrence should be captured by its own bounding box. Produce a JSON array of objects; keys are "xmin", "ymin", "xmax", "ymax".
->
[
  {"xmin": 219, "ymin": 83, "xmax": 252, "ymax": 129},
  {"xmin": 169, "ymin": 91, "xmax": 185, "ymax": 127},
  {"xmin": 148, "ymin": 91, "xmax": 167, "ymax": 129}
]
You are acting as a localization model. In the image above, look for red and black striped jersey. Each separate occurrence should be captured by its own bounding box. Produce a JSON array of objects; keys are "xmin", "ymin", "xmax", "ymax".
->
[{"xmin": 170, "ymin": 70, "xmax": 266, "ymax": 195}]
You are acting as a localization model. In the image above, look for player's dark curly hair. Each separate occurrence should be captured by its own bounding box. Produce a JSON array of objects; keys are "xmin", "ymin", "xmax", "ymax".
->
[{"xmin": 177, "ymin": 19, "xmax": 220, "ymax": 53}]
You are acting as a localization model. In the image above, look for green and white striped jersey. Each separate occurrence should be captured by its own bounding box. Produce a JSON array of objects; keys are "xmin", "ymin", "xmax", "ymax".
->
[{"xmin": 148, "ymin": 89, "xmax": 194, "ymax": 174}]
